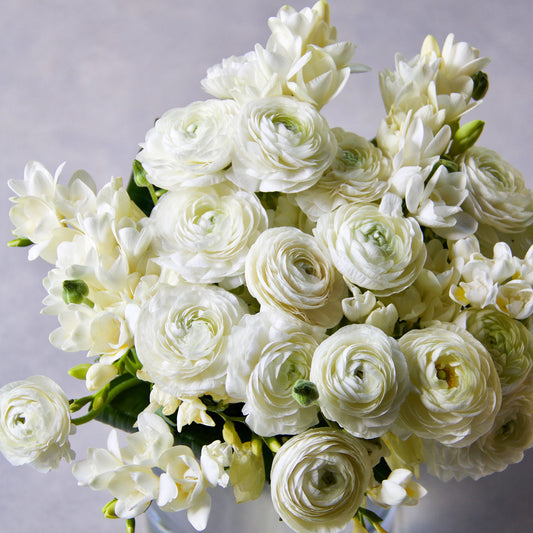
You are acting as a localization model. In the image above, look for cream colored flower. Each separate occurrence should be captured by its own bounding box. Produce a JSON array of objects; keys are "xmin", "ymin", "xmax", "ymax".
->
[
  {"xmin": 85, "ymin": 362, "xmax": 118, "ymax": 392},
  {"xmin": 134, "ymin": 283, "xmax": 247, "ymax": 399},
  {"xmin": 424, "ymin": 373, "xmax": 533, "ymax": 481},
  {"xmin": 294, "ymin": 128, "xmax": 390, "ymax": 221},
  {"xmin": 368, "ymin": 468, "xmax": 427, "ymax": 508},
  {"xmin": 150, "ymin": 183, "xmax": 267, "ymax": 287},
  {"xmin": 315, "ymin": 195, "xmax": 426, "ymax": 296},
  {"xmin": 136, "ymin": 99, "xmax": 238, "ymax": 190},
  {"xmin": 0, "ymin": 376, "xmax": 74, "ymax": 472},
  {"xmin": 270, "ymin": 428, "xmax": 372, "ymax": 533},
  {"xmin": 228, "ymin": 96, "xmax": 337, "ymax": 193},
  {"xmin": 245, "ymin": 226, "xmax": 346, "ymax": 327},
  {"xmin": 310, "ymin": 324, "xmax": 409, "ymax": 438},
  {"xmin": 459, "ymin": 146, "xmax": 533, "ymax": 248},
  {"xmin": 226, "ymin": 310, "xmax": 321, "ymax": 436},
  {"xmin": 398, "ymin": 324, "xmax": 502, "ymax": 447},
  {"xmin": 176, "ymin": 398, "xmax": 215, "ymax": 433},
  {"xmin": 457, "ymin": 309, "xmax": 533, "ymax": 394}
]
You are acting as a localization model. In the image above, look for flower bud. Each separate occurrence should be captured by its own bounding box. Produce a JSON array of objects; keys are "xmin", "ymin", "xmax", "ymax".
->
[
  {"xmin": 448, "ymin": 120, "xmax": 485, "ymax": 156},
  {"xmin": 62, "ymin": 279, "xmax": 92, "ymax": 306},
  {"xmin": 7, "ymin": 237, "xmax": 32, "ymax": 247},
  {"xmin": 101, "ymin": 499, "xmax": 119, "ymax": 519},
  {"xmin": 68, "ymin": 363, "xmax": 91, "ymax": 380},
  {"xmin": 85, "ymin": 362, "xmax": 119, "ymax": 392},
  {"xmin": 471, "ymin": 71, "xmax": 489, "ymax": 100},
  {"xmin": 292, "ymin": 379, "xmax": 319, "ymax": 407},
  {"xmin": 132, "ymin": 159, "xmax": 149, "ymax": 187}
]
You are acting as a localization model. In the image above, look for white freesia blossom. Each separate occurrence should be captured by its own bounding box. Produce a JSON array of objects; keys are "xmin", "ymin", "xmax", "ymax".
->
[
  {"xmin": 310, "ymin": 324, "xmax": 409, "ymax": 438},
  {"xmin": 398, "ymin": 324, "xmax": 502, "ymax": 447},
  {"xmin": 85, "ymin": 362, "xmax": 118, "ymax": 391},
  {"xmin": 245, "ymin": 226, "xmax": 346, "ymax": 327},
  {"xmin": 136, "ymin": 99, "xmax": 238, "ymax": 190},
  {"xmin": 150, "ymin": 183, "xmax": 267, "ymax": 287},
  {"xmin": 226, "ymin": 310, "xmax": 322, "ymax": 436},
  {"xmin": 315, "ymin": 195, "xmax": 426, "ymax": 296},
  {"xmin": 135, "ymin": 283, "xmax": 247, "ymax": 399},
  {"xmin": 457, "ymin": 309, "xmax": 533, "ymax": 394},
  {"xmin": 0, "ymin": 376, "xmax": 74, "ymax": 472},
  {"xmin": 228, "ymin": 96, "xmax": 337, "ymax": 193},
  {"xmin": 368, "ymin": 468, "xmax": 427, "ymax": 508},
  {"xmin": 8, "ymin": 161, "xmax": 97, "ymax": 262},
  {"xmin": 176, "ymin": 398, "xmax": 216, "ymax": 433},
  {"xmin": 424, "ymin": 373, "xmax": 533, "ymax": 481},
  {"xmin": 270, "ymin": 428, "xmax": 372, "ymax": 533},
  {"xmin": 294, "ymin": 128, "xmax": 390, "ymax": 221},
  {"xmin": 200, "ymin": 440, "xmax": 232, "ymax": 488},
  {"xmin": 157, "ymin": 446, "xmax": 211, "ymax": 531},
  {"xmin": 458, "ymin": 146, "xmax": 533, "ymax": 253}
]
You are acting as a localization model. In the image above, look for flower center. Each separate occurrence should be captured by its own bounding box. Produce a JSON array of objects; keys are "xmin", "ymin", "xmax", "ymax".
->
[{"xmin": 435, "ymin": 362, "xmax": 459, "ymax": 388}]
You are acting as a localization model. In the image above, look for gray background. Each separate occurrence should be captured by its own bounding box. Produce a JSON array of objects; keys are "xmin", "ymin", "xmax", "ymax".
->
[{"xmin": 0, "ymin": 0, "xmax": 532, "ymax": 531}]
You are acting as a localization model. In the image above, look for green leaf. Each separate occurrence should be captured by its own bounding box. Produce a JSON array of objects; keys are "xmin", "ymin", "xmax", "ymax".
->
[
  {"xmin": 126, "ymin": 172, "xmax": 154, "ymax": 216},
  {"xmin": 95, "ymin": 377, "xmax": 151, "ymax": 433}
]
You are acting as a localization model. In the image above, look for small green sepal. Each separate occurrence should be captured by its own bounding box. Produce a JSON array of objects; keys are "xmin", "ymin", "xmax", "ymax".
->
[
  {"xmin": 62, "ymin": 279, "xmax": 93, "ymax": 307},
  {"xmin": 102, "ymin": 499, "xmax": 119, "ymax": 519},
  {"xmin": 68, "ymin": 363, "xmax": 92, "ymax": 380}
]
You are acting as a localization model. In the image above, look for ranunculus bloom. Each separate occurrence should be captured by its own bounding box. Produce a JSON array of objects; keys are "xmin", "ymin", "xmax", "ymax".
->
[
  {"xmin": 228, "ymin": 96, "xmax": 337, "ymax": 193},
  {"xmin": 310, "ymin": 324, "xmax": 409, "ymax": 438},
  {"xmin": 397, "ymin": 324, "xmax": 502, "ymax": 447},
  {"xmin": 245, "ymin": 226, "xmax": 346, "ymax": 328},
  {"xmin": 0, "ymin": 376, "xmax": 74, "ymax": 472},
  {"xmin": 134, "ymin": 283, "xmax": 247, "ymax": 398},
  {"xmin": 270, "ymin": 428, "xmax": 372, "ymax": 533}
]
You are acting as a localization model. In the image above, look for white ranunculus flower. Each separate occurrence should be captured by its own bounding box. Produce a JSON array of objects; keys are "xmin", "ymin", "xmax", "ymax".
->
[
  {"xmin": 294, "ymin": 128, "xmax": 391, "ymax": 221},
  {"xmin": 270, "ymin": 427, "xmax": 372, "ymax": 533},
  {"xmin": 397, "ymin": 324, "xmax": 502, "ymax": 447},
  {"xmin": 0, "ymin": 376, "xmax": 74, "ymax": 472},
  {"xmin": 134, "ymin": 283, "xmax": 247, "ymax": 399},
  {"xmin": 315, "ymin": 195, "xmax": 426, "ymax": 296},
  {"xmin": 136, "ymin": 99, "xmax": 238, "ymax": 190},
  {"xmin": 150, "ymin": 183, "xmax": 268, "ymax": 288},
  {"xmin": 226, "ymin": 310, "xmax": 321, "ymax": 436},
  {"xmin": 310, "ymin": 324, "xmax": 409, "ymax": 438},
  {"xmin": 424, "ymin": 373, "xmax": 533, "ymax": 481},
  {"xmin": 457, "ymin": 309, "xmax": 533, "ymax": 394},
  {"xmin": 245, "ymin": 226, "xmax": 346, "ymax": 328},
  {"xmin": 227, "ymin": 96, "xmax": 337, "ymax": 193},
  {"xmin": 459, "ymin": 146, "xmax": 533, "ymax": 248}
]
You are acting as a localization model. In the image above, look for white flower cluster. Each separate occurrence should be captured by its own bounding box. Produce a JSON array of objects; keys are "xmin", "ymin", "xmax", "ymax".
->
[{"xmin": 3, "ymin": 2, "xmax": 533, "ymax": 533}]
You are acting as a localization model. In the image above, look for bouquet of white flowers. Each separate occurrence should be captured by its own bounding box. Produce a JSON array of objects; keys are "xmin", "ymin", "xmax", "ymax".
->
[{"xmin": 3, "ymin": 2, "xmax": 533, "ymax": 532}]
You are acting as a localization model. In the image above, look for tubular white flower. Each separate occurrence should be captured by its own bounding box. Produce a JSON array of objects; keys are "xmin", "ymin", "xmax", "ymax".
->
[
  {"xmin": 294, "ymin": 128, "xmax": 391, "ymax": 221},
  {"xmin": 398, "ymin": 324, "xmax": 502, "ymax": 447},
  {"xmin": 315, "ymin": 196, "xmax": 426, "ymax": 296},
  {"xmin": 270, "ymin": 427, "xmax": 372, "ymax": 533},
  {"xmin": 310, "ymin": 324, "xmax": 409, "ymax": 438},
  {"xmin": 0, "ymin": 376, "xmax": 74, "ymax": 472},
  {"xmin": 424, "ymin": 373, "xmax": 533, "ymax": 481},
  {"xmin": 134, "ymin": 283, "xmax": 247, "ymax": 399},
  {"xmin": 367, "ymin": 468, "xmax": 427, "ymax": 508},
  {"xmin": 245, "ymin": 227, "xmax": 346, "ymax": 328},
  {"xmin": 228, "ymin": 96, "xmax": 337, "ymax": 193},
  {"xmin": 136, "ymin": 99, "xmax": 239, "ymax": 190},
  {"xmin": 150, "ymin": 183, "xmax": 268, "ymax": 287}
]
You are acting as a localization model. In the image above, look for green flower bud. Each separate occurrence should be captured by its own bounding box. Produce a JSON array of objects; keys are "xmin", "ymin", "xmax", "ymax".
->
[
  {"xmin": 448, "ymin": 120, "xmax": 485, "ymax": 157},
  {"xmin": 471, "ymin": 71, "xmax": 489, "ymax": 100},
  {"xmin": 102, "ymin": 499, "xmax": 119, "ymax": 519},
  {"xmin": 68, "ymin": 363, "xmax": 92, "ymax": 380},
  {"xmin": 62, "ymin": 279, "xmax": 93, "ymax": 307},
  {"xmin": 7, "ymin": 237, "xmax": 33, "ymax": 247},
  {"xmin": 292, "ymin": 379, "xmax": 319, "ymax": 407},
  {"xmin": 132, "ymin": 159, "xmax": 149, "ymax": 187}
]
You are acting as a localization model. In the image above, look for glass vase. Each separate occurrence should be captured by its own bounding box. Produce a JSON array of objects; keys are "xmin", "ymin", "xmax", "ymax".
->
[{"xmin": 145, "ymin": 487, "xmax": 397, "ymax": 533}]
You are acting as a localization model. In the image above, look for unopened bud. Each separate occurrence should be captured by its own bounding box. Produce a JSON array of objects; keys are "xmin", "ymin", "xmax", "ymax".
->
[
  {"xmin": 420, "ymin": 34, "xmax": 440, "ymax": 57},
  {"xmin": 68, "ymin": 363, "xmax": 92, "ymax": 380},
  {"xmin": 471, "ymin": 71, "xmax": 489, "ymax": 100},
  {"xmin": 62, "ymin": 279, "xmax": 93, "ymax": 307},
  {"xmin": 448, "ymin": 120, "xmax": 484, "ymax": 157},
  {"xmin": 132, "ymin": 159, "xmax": 149, "ymax": 187},
  {"xmin": 102, "ymin": 499, "xmax": 119, "ymax": 519},
  {"xmin": 7, "ymin": 237, "xmax": 33, "ymax": 247},
  {"xmin": 292, "ymin": 379, "xmax": 319, "ymax": 407}
]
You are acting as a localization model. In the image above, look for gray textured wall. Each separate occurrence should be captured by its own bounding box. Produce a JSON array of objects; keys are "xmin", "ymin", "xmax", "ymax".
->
[{"xmin": 1, "ymin": 1, "xmax": 531, "ymax": 531}]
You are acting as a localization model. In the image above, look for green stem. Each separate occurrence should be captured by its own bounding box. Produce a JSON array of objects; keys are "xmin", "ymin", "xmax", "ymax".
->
[
  {"xmin": 71, "ymin": 377, "xmax": 139, "ymax": 426},
  {"xmin": 147, "ymin": 184, "xmax": 158, "ymax": 205}
]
